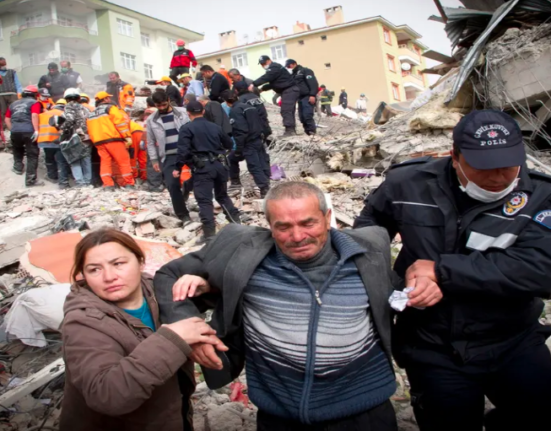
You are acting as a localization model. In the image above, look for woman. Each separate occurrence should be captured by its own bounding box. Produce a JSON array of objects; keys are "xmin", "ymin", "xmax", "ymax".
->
[{"xmin": 60, "ymin": 228, "xmax": 221, "ymax": 431}]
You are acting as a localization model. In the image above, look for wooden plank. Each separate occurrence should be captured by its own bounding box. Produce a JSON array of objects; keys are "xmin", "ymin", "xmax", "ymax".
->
[
  {"xmin": 422, "ymin": 49, "xmax": 453, "ymax": 64},
  {"xmin": 0, "ymin": 358, "xmax": 65, "ymax": 407}
]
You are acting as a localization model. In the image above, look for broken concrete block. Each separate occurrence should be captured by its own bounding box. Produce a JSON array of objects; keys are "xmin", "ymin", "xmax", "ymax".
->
[
  {"xmin": 252, "ymin": 200, "xmax": 264, "ymax": 213},
  {"xmin": 174, "ymin": 222, "xmax": 202, "ymax": 244},
  {"xmin": 133, "ymin": 210, "xmax": 162, "ymax": 224},
  {"xmin": 156, "ymin": 214, "xmax": 182, "ymax": 229},
  {"xmin": 157, "ymin": 228, "xmax": 181, "ymax": 239},
  {"xmin": 0, "ymin": 216, "xmax": 51, "ymax": 238},
  {"xmin": 205, "ymin": 403, "xmax": 244, "ymax": 431},
  {"xmin": 135, "ymin": 221, "xmax": 155, "ymax": 237}
]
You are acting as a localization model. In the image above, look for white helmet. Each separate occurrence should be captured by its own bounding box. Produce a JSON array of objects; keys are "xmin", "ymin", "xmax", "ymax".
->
[{"xmin": 64, "ymin": 87, "xmax": 80, "ymax": 100}]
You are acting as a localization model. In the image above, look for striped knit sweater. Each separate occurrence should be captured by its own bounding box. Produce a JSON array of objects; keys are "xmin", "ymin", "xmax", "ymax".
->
[{"xmin": 243, "ymin": 229, "xmax": 396, "ymax": 424}]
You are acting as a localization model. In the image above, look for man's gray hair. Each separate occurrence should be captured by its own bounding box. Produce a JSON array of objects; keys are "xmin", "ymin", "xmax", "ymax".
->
[
  {"xmin": 198, "ymin": 95, "xmax": 210, "ymax": 102},
  {"xmin": 263, "ymin": 181, "xmax": 328, "ymax": 221},
  {"xmin": 228, "ymin": 68, "xmax": 240, "ymax": 75}
]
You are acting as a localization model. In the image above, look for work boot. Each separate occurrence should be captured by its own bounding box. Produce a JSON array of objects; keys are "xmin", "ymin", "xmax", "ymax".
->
[
  {"xmin": 195, "ymin": 226, "xmax": 216, "ymax": 245},
  {"xmin": 281, "ymin": 127, "xmax": 297, "ymax": 137},
  {"xmin": 125, "ymin": 184, "xmax": 136, "ymax": 190},
  {"xmin": 260, "ymin": 187, "xmax": 270, "ymax": 199},
  {"xmin": 103, "ymin": 186, "xmax": 116, "ymax": 192},
  {"xmin": 59, "ymin": 183, "xmax": 70, "ymax": 190},
  {"xmin": 306, "ymin": 130, "xmax": 316, "ymax": 136},
  {"xmin": 180, "ymin": 215, "xmax": 192, "ymax": 226},
  {"xmin": 26, "ymin": 180, "xmax": 45, "ymax": 187},
  {"xmin": 12, "ymin": 167, "xmax": 23, "ymax": 175},
  {"xmin": 226, "ymin": 213, "xmax": 241, "ymax": 224}
]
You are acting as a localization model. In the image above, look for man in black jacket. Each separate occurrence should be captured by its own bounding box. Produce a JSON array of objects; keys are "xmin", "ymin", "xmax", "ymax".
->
[
  {"xmin": 174, "ymin": 101, "xmax": 240, "ymax": 244},
  {"xmin": 38, "ymin": 63, "xmax": 70, "ymax": 102},
  {"xmin": 286, "ymin": 59, "xmax": 318, "ymax": 135},
  {"xmin": 252, "ymin": 55, "xmax": 300, "ymax": 136},
  {"xmin": 354, "ymin": 110, "xmax": 551, "ymax": 431},
  {"xmin": 223, "ymin": 90, "xmax": 270, "ymax": 197},
  {"xmin": 198, "ymin": 95, "xmax": 232, "ymax": 137},
  {"xmin": 339, "ymin": 88, "xmax": 348, "ymax": 109},
  {"xmin": 200, "ymin": 65, "xmax": 229, "ymax": 103}
]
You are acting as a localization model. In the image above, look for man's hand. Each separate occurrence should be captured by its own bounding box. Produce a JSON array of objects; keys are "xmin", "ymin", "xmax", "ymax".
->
[
  {"xmin": 125, "ymin": 137, "xmax": 133, "ymax": 148},
  {"xmin": 406, "ymin": 259, "xmax": 437, "ymax": 285},
  {"xmin": 31, "ymin": 131, "xmax": 39, "ymax": 142},
  {"xmin": 407, "ymin": 276, "xmax": 443, "ymax": 308},
  {"xmin": 190, "ymin": 340, "xmax": 229, "ymax": 370},
  {"xmin": 248, "ymin": 84, "xmax": 254, "ymax": 92},
  {"xmin": 173, "ymin": 275, "xmax": 211, "ymax": 301},
  {"xmin": 309, "ymin": 96, "xmax": 316, "ymax": 105},
  {"xmin": 172, "ymin": 170, "xmax": 180, "ymax": 178},
  {"xmin": 152, "ymin": 162, "xmax": 160, "ymax": 172}
]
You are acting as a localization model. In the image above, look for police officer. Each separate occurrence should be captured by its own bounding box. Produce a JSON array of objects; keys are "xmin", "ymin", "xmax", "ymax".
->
[
  {"xmin": 174, "ymin": 100, "xmax": 240, "ymax": 245},
  {"xmin": 252, "ymin": 55, "xmax": 300, "ymax": 136},
  {"xmin": 354, "ymin": 110, "xmax": 551, "ymax": 431},
  {"xmin": 285, "ymin": 59, "xmax": 318, "ymax": 135},
  {"xmin": 223, "ymin": 90, "xmax": 271, "ymax": 198}
]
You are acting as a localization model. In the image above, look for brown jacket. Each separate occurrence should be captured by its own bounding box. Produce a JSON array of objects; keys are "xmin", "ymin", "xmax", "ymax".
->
[{"xmin": 60, "ymin": 275, "xmax": 195, "ymax": 431}]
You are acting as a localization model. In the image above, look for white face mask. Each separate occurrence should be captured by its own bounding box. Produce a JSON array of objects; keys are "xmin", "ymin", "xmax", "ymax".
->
[
  {"xmin": 457, "ymin": 162, "xmax": 520, "ymax": 203},
  {"xmin": 263, "ymin": 64, "xmax": 269, "ymax": 70}
]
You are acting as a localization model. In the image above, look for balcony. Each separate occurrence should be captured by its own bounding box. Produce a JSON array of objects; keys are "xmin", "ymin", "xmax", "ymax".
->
[
  {"xmin": 19, "ymin": 59, "xmax": 102, "ymax": 72},
  {"xmin": 10, "ymin": 20, "xmax": 99, "ymax": 48},
  {"xmin": 398, "ymin": 44, "xmax": 421, "ymax": 66}
]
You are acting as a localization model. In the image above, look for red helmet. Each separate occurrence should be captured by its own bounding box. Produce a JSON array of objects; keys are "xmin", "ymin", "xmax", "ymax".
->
[
  {"xmin": 176, "ymin": 39, "xmax": 185, "ymax": 46},
  {"xmin": 22, "ymin": 85, "xmax": 39, "ymax": 98}
]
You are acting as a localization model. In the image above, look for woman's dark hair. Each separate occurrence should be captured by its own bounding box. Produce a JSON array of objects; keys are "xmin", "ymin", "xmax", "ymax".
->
[
  {"xmin": 221, "ymin": 89, "xmax": 237, "ymax": 103},
  {"xmin": 146, "ymin": 97, "xmax": 155, "ymax": 108},
  {"xmin": 152, "ymin": 90, "xmax": 168, "ymax": 104},
  {"xmin": 71, "ymin": 228, "xmax": 145, "ymax": 283}
]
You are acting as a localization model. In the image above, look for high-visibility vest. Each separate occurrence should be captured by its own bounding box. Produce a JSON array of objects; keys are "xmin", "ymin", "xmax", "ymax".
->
[
  {"xmin": 86, "ymin": 103, "xmax": 130, "ymax": 146},
  {"xmin": 37, "ymin": 108, "xmax": 63, "ymax": 144},
  {"xmin": 130, "ymin": 120, "xmax": 144, "ymax": 135},
  {"xmin": 39, "ymin": 98, "xmax": 54, "ymax": 111}
]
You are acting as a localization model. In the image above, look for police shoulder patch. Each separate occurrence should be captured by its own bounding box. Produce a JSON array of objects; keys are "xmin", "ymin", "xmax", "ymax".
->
[
  {"xmin": 533, "ymin": 210, "xmax": 551, "ymax": 229},
  {"xmin": 503, "ymin": 191, "xmax": 529, "ymax": 216}
]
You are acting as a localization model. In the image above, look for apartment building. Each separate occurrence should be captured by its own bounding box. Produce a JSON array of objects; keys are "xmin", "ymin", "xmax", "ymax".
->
[
  {"xmin": 196, "ymin": 6, "xmax": 428, "ymax": 112},
  {"xmin": 0, "ymin": 0, "xmax": 203, "ymax": 89}
]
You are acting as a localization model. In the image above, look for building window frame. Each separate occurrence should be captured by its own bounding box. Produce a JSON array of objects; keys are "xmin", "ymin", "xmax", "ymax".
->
[
  {"xmin": 298, "ymin": 40, "xmax": 304, "ymax": 45},
  {"xmin": 270, "ymin": 44, "xmax": 287, "ymax": 61},
  {"xmin": 117, "ymin": 18, "xmax": 133, "ymax": 37},
  {"xmin": 57, "ymin": 15, "xmax": 73, "ymax": 27},
  {"xmin": 61, "ymin": 49, "xmax": 77, "ymax": 64},
  {"xmin": 392, "ymin": 82, "xmax": 401, "ymax": 101},
  {"xmin": 25, "ymin": 13, "xmax": 43, "ymax": 27},
  {"xmin": 383, "ymin": 27, "xmax": 392, "ymax": 45},
  {"xmin": 321, "ymin": 35, "xmax": 327, "ymax": 41},
  {"xmin": 120, "ymin": 52, "xmax": 137, "ymax": 71},
  {"xmin": 231, "ymin": 52, "xmax": 248, "ymax": 68},
  {"xmin": 168, "ymin": 38, "xmax": 178, "ymax": 52},
  {"xmin": 387, "ymin": 54, "xmax": 396, "ymax": 73},
  {"xmin": 141, "ymin": 32, "xmax": 150, "ymax": 48},
  {"xmin": 325, "ymin": 62, "xmax": 331, "ymax": 69},
  {"xmin": 144, "ymin": 63, "xmax": 154, "ymax": 79}
]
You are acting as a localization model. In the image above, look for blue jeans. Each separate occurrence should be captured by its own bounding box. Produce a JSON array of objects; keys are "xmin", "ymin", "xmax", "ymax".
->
[
  {"xmin": 54, "ymin": 148, "xmax": 71, "ymax": 187},
  {"xmin": 70, "ymin": 156, "xmax": 92, "ymax": 186}
]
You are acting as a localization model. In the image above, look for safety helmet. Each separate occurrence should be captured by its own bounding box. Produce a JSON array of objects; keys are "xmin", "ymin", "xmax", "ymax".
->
[
  {"xmin": 56, "ymin": 99, "xmax": 67, "ymax": 105},
  {"xmin": 176, "ymin": 39, "xmax": 185, "ymax": 46},
  {"xmin": 64, "ymin": 87, "xmax": 81, "ymax": 101},
  {"xmin": 80, "ymin": 93, "xmax": 90, "ymax": 103},
  {"xmin": 38, "ymin": 88, "xmax": 51, "ymax": 97},
  {"xmin": 22, "ymin": 85, "xmax": 39, "ymax": 98}
]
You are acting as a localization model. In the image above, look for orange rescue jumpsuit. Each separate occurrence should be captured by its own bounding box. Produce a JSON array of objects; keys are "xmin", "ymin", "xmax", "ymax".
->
[
  {"xmin": 86, "ymin": 103, "xmax": 134, "ymax": 187},
  {"xmin": 130, "ymin": 121, "xmax": 147, "ymax": 181}
]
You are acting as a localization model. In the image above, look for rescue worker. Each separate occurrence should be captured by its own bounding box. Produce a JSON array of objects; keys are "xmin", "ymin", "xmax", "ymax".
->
[
  {"xmin": 354, "ymin": 110, "xmax": 551, "ymax": 431},
  {"xmin": 142, "ymin": 97, "xmax": 163, "ymax": 192},
  {"xmin": 285, "ymin": 59, "xmax": 318, "ymax": 135},
  {"xmin": 252, "ymin": 55, "xmax": 300, "ymax": 136},
  {"xmin": 339, "ymin": 87, "xmax": 348, "ymax": 109},
  {"xmin": 60, "ymin": 60, "xmax": 82, "ymax": 88},
  {"xmin": 173, "ymin": 100, "xmax": 240, "ymax": 244},
  {"xmin": 86, "ymin": 91, "xmax": 134, "ymax": 190},
  {"xmin": 197, "ymin": 95, "xmax": 231, "ymax": 136},
  {"xmin": 38, "ymin": 62, "xmax": 70, "ymax": 102},
  {"xmin": 223, "ymin": 90, "xmax": 270, "ymax": 198},
  {"xmin": 157, "ymin": 76, "xmax": 182, "ymax": 107},
  {"xmin": 146, "ymin": 90, "xmax": 191, "ymax": 222},
  {"xmin": 169, "ymin": 40, "xmax": 197, "ymax": 83},
  {"xmin": 38, "ymin": 88, "xmax": 55, "ymax": 111},
  {"xmin": 319, "ymin": 85, "xmax": 333, "ymax": 117},
  {"xmin": 79, "ymin": 94, "xmax": 95, "ymax": 112},
  {"xmin": 106, "ymin": 72, "xmax": 134, "ymax": 113},
  {"xmin": 37, "ymin": 99, "xmax": 69, "ymax": 187},
  {"xmin": 5, "ymin": 85, "xmax": 43, "ymax": 186},
  {"xmin": 130, "ymin": 120, "xmax": 147, "ymax": 182},
  {"xmin": 356, "ymin": 93, "xmax": 368, "ymax": 114},
  {"xmin": 0, "ymin": 57, "xmax": 23, "ymax": 129},
  {"xmin": 200, "ymin": 65, "xmax": 230, "ymax": 103},
  {"xmin": 218, "ymin": 65, "xmax": 231, "ymax": 83}
]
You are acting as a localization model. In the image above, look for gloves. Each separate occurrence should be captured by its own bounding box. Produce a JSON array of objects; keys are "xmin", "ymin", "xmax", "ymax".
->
[
  {"xmin": 139, "ymin": 140, "xmax": 146, "ymax": 151},
  {"xmin": 125, "ymin": 137, "xmax": 133, "ymax": 148},
  {"xmin": 31, "ymin": 131, "xmax": 39, "ymax": 142}
]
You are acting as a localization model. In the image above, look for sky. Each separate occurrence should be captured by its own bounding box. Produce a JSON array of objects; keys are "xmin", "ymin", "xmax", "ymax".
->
[{"xmin": 112, "ymin": 0, "xmax": 464, "ymax": 58}]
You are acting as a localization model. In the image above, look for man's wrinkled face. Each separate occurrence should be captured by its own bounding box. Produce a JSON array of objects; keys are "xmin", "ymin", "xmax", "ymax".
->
[
  {"xmin": 229, "ymin": 72, "xmax": 240, "ymax": 82},
  {"xmin": 451, "ymin": 151, "xmax": 520, "ymax": 192},
  {"xmin": 267, "ymin": 195, "xmax": 331, "ymax": 261},
  {"xmin": 109, "ymin": 73, "xmax": 119, "ymax": 83}
]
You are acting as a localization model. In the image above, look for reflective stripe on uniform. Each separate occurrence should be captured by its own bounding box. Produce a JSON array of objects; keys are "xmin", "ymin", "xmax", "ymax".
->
[
  {"xmin": 466, "ymin": 232, "xmax": 518, "ymax": 251},
  {"xmin": 392, "ymin": 201, "xmax": 439, "ymax": 208}
]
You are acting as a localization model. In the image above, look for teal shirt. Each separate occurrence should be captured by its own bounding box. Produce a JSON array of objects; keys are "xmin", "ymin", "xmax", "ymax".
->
[{"xmin": 123, "ymin": 299, "xmax": 155, "ymax": 330}]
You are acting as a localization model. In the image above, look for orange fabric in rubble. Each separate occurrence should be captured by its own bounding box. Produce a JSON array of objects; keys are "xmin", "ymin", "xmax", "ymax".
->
[{"xmin": 27, "ymin": 232, "xmax": 182, "ymax": 284}]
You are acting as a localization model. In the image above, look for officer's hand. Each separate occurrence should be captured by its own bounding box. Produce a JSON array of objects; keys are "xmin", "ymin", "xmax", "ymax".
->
[
  {"xmin": 406, "ymin": 259, "xmax": 437, "ymax": 283},
  {"xmin": 309, "ymin": 96, "xmax": 316, "ymax": 105},
  {"xmin": 153, "ymin": 162, "xmax": 160, "ymax": 172},
  {"xmin": 190, "ymin": 340, "xmax": 229, "ymax": 370},
  {"xmin": 173, "ymin": 275, "xmax": 212, "ymax": 301},
  {"xmin": 248, "ymin": 84, "xmax": 254, "ymax": 92},
  {"xmin": 172, "ymin": 170, "xmax": 180, "ymax": 178},
  {"xmin": 407, "ymin": 276, "xmax": 443, "ymax": 308}
]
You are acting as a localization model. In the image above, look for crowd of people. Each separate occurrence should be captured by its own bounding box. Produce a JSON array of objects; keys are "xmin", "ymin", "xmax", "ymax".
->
[{"xmin": 59, "ymin": 108, "xmax": 551, "ymax": 430}]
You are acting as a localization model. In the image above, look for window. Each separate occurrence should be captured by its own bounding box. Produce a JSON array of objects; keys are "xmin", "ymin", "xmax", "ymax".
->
[
  {"xmin": 28, "ymin": 53, "xmax": 37, "ymax": 66},
  {"xmin": 270, "ymin": 44, "xmax": 287, "ymax": 61},
  {"xmin": 231, "ymin": 53, "xmax": 248, "ymax": 68},
  {"xmin": 321, "ymin": 35, "xmax": 327, "ymax": 41},
  {"xmin": 387, "ymin": 55, "xmax": 396, "ymax": 72},
  {"xmin": 120, "ymin": 52, "xmax": 136, "ymax": 70},
  {"xmin": 168, "ymin": 38, "xmax": 178, "ymax": 52},
  {"xmin": 141, "ymin": 32, "xmax": 150, "ymax": 48},
  {"xmin": 25, "ymin": 13, "xmax": 43, "ymax": 27},
  {"xmin": 383, "ymin": 27, "xmax": 392, "ymax": 45},
  {"xmin": 325, "ymin": 63, "xmax": 331, "ymax": 69},
  {"xmin": 57, "ymin": 15, "xmax": 73, "ymax": 27},
  {"xmin": 117, "ymin": 19, "xmax": 133, "ymax": 37},
  {"xmin": 61, "ymin": 50, "xmax": 77, "ymax": 64},
  {"xmin": 392, "ymin": 83, "xmax": 401, "ymax": 101},
  {"xmin": 413, "ymin": 45, "xmax": 422, "ymax": 56},
  {"xmin": 216, "ymin": 58, "xmax": 222, "ymax": 64},
  {"xmin": 144, "ymin": 63, "xmax": 154, "ymax": 79},
  {"xmin": 298, "ymin": 40, "xmax": 304, "ymax": 45}
]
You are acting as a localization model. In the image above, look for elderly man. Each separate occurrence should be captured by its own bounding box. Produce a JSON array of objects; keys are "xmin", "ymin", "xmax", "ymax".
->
[
  {"xmin": 155, "ymin": 181, "xmax": 398, "ymax": 431},
  {"xmin": 178, "ymin": 73, "xmax": 204, "ymax": 97},
  {"xmin": 354, "ymin": 110, "xmax": 551, "ymax": 431},
  {"xmin": 199, "ymin": 65, "xmax": 229, "ymax": 103},
  {"xmin": 228, "ymin": 68, "xmax": 259, "ymax": 95}
]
